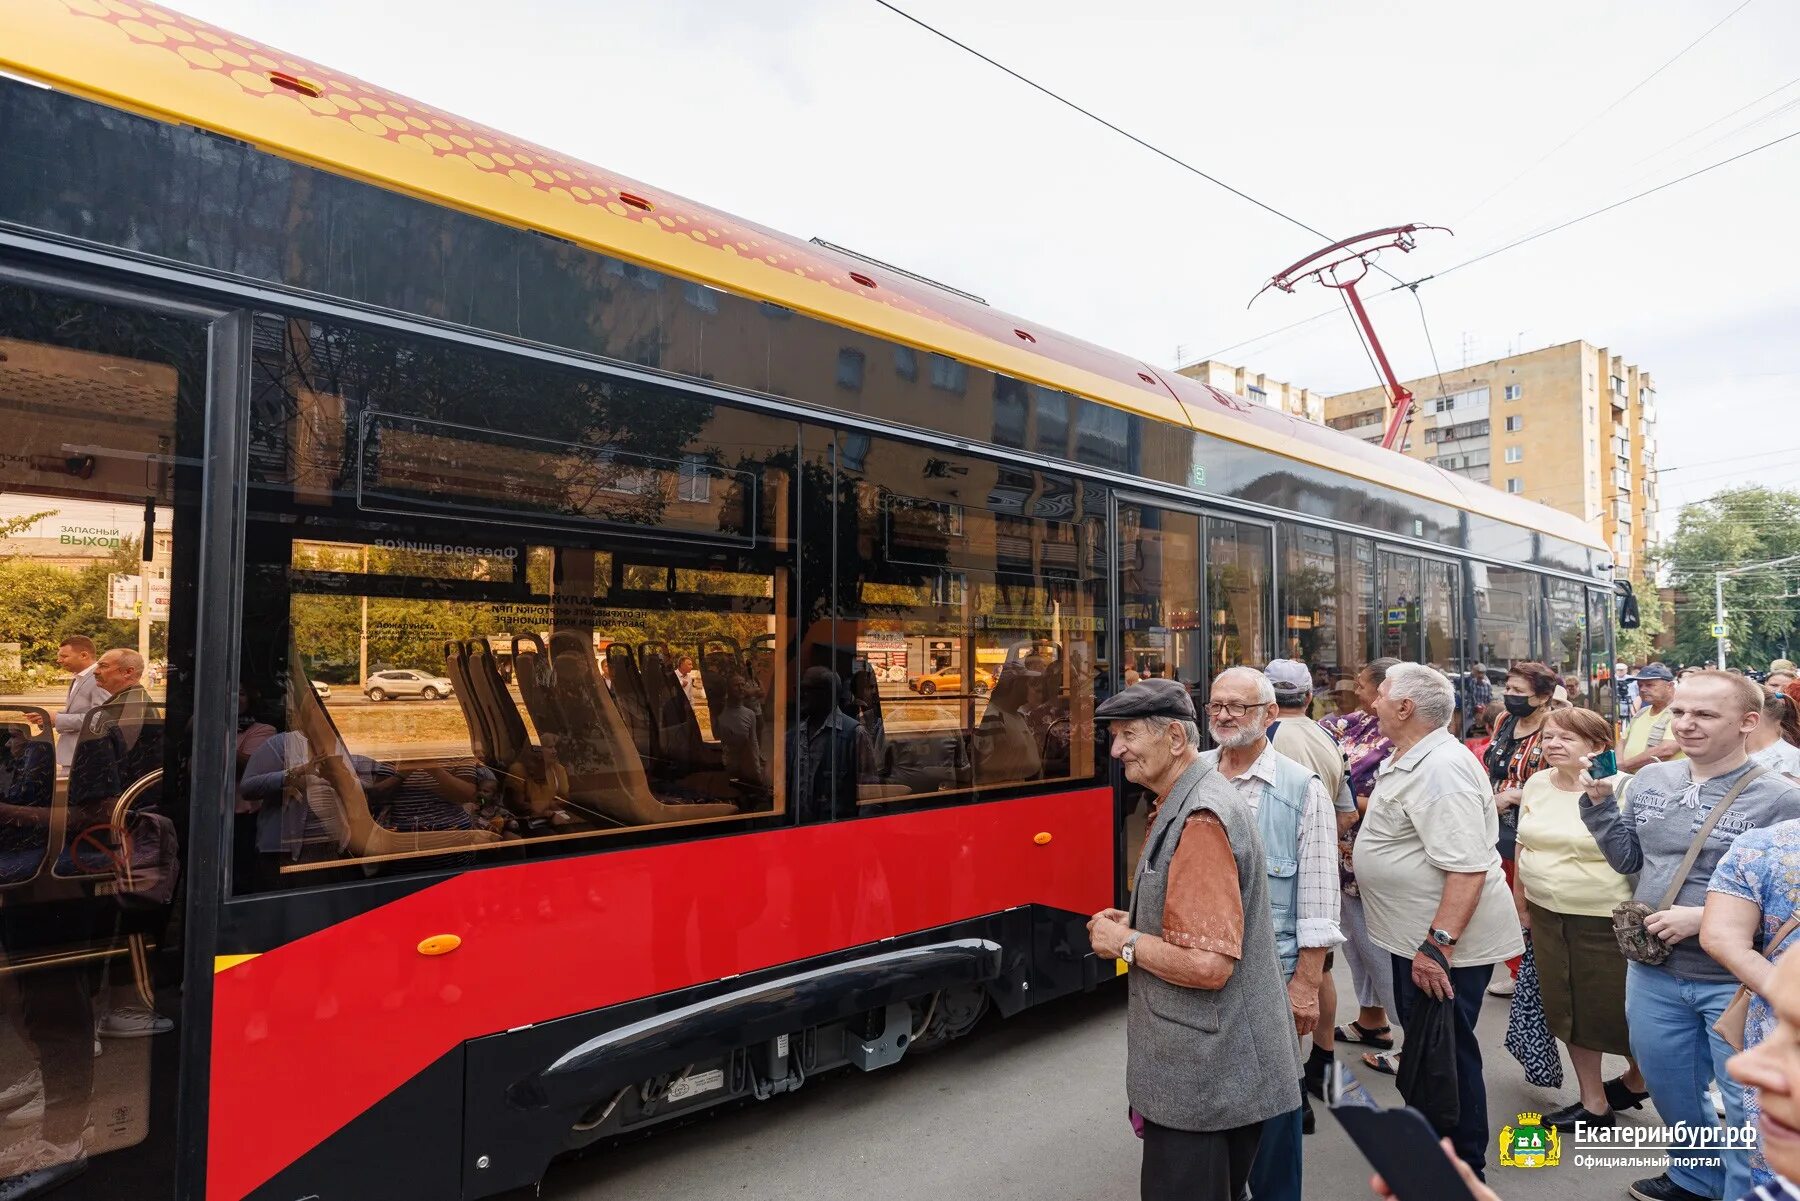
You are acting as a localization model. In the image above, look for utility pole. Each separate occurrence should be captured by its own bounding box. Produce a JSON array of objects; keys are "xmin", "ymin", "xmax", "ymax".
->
[{"xmin": 1714, "ymin": 553, "xmax": 1800, "ymax": 668}]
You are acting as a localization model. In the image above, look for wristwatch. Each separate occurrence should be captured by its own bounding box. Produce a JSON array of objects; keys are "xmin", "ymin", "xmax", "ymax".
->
[
  {"xmin": 1121, "ymin": 932, "xmax": 1142, "ymax": 967},
  {"xmin": 1429, "ymin": 927, "xmax": 1458, "ymax": 948}
]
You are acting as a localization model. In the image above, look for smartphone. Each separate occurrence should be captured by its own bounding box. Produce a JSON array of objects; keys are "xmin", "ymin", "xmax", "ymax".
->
[
  {"xmin": 1328, "ymin": 1066, "xmax": 1478, "ymax": 1201},
  {"xmin": 1589, "ymin": 748, "xmax": 1618, "ymax": 778}
]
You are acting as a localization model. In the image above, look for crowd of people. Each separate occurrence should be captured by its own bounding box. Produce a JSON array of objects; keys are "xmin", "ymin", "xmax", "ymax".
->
[{"xmin": 1090, "ymin": 653, "xmax": 1800, "ymax": 1201}]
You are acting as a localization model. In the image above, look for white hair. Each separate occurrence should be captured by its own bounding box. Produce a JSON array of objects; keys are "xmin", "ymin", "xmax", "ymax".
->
[
  {"xmin": 1144, "ymin": 715, "xmax": 1202, "ymax": 748},
  {"xmin": 1213, "ymin": 666, "xmax": 1275, "ymax": 705},
  {"xmin": 1386, "ymin": 662, "xmax": 1454, "ymax": 727}
]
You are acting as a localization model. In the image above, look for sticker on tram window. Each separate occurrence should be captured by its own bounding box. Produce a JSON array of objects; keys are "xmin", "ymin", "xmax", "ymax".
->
[
  {"xmin": 357, "ymin": 411, "xmax": 757, "ymax": 545},
  {"xmin": 666, "ymin": 1068, "xmax": 726, "ymax": 1103}
]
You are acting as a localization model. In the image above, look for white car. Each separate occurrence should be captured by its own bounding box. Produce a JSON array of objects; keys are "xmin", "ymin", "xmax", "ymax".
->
[
  {"xmin": 363, "ymin": 670, "xmax": 455, "ymax": 702},
  {"xmin": 310, "ymin": 680, "xmax": 332, "ymax": 700}
]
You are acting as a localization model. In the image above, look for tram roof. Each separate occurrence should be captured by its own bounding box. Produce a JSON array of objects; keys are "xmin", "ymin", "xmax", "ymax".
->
[{"xmin": 3, "ymin": 1, "xmax": 1604, "ymax": 554}]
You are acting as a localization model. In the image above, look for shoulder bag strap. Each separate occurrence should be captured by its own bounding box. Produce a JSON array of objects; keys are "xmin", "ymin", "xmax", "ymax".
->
[
  {"xmin": 1658, "ymin": 764, "xmax": 1768, "ymax": 911},
  {"xmin": 1763, "ymin": 912, "xmax": 1800, "ymax": 962}
]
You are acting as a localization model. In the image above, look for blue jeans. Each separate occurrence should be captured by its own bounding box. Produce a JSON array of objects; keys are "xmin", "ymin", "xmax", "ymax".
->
[
  {"xmin": 1625, "ymin": 962, "xmax": 1748, "ymax": 1200},
  {"xmin": 1391, "ymin": 953, "xmax": 1496, "ymax": 1178},
  {"xmin": 1246, "ymin": 1096, "xmax": 1303, "ymax": 1201}
]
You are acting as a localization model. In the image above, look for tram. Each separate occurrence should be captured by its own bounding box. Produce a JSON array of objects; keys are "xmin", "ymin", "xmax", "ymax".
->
[{"xmin": 0, "ymin": 6, "xmax": 1613, "ymax": 1199}]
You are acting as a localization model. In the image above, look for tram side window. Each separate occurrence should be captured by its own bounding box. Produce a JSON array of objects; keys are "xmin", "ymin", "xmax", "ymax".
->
[
  {"xmin": 234, "ymin": 315, "xmax": 797, "ymax": 892},
  {"xmin": 825, "ymin": 438, "xmax": 1107, "ymax": 814},
  {"xmin": 1277, "ymin": 523, "xmax": 1373, "ymax": 719},
  {"xmin": 1544, "ymin": 578, "xmax": 1592, "ymax": 709},
  {"xmin": 1587, "ymin": 588, "xmax": 1616, "ymax": 721},
  {"xmin": 1472, "ymin": 563, "xmax": 1538, "ymax": 676}
]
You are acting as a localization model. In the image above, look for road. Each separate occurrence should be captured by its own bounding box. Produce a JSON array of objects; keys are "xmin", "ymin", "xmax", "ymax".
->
[{"xmin": 540, "ymin": 958, "xmax": 1661, "ymax": 1201}]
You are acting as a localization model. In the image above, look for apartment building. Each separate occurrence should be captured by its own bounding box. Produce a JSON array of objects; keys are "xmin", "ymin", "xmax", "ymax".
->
[
  {"xmin": 1176, "ymin": 359, "xmax": 1326, "ymax": 423},
  {"xmin": 1321, "ymin": 342, "xmax": 1658, "ymax": 575}
]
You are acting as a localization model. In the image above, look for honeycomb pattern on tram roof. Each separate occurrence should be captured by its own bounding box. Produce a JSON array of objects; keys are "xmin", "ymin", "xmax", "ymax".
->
[{"xmin": 62, "ymin": 0, "xmax": 967, "ymax": 334}]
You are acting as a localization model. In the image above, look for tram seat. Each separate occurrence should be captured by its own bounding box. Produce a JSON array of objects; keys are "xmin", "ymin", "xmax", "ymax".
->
[
  {"xmin": 696, "ymin": 639, "xmax": 742, "ymax": 716},
  {"xmin": 0, "ymin": 710, "xmax": 57, "ymax": 886},
  {"xmin": 521, "ymin": 633, "xmax": 735, "ymax": 826},
  {"xmin": 443, "ymin": 641, "xmax": 494, "ymax": 766},
  {"xmin": 603, "ymin": 643, "xmax": 659, "ymax": 764},
  {"xmin": 464, "ymin": 638, "xmax": 529, "ymax": 768},
  {"xmin": 639, "ymin": 643, "xmax": 724, "ymax": 773},
  {"xmin": 285, "ymin": 646, "xmax": 502, "ymax": 861}
]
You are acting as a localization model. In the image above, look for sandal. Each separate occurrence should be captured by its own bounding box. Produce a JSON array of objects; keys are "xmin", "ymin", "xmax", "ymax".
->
[
  {"xmin": 1362, "ymin": 1052, "xmax": 1400, "ymax": 1076},
  {"xmin": 1334, "ymin": 1021, "xmax": 1395, "ymax": 1050}
]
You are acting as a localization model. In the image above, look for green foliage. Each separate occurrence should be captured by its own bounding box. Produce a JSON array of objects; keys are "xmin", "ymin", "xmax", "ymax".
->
[{"xmin": 1665, "ymin": 486, "xmax": 1800, "ymax": 669}]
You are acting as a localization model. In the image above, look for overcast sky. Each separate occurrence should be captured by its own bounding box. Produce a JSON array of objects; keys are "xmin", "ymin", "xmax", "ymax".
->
[{"xmin": 174, "ymin": 0, "xmax": 1800, "ymax": 541}]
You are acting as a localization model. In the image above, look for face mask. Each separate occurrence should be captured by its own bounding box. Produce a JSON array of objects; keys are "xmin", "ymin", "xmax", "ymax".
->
[{"xmin": 1504, "ymin": 694, "xmax": 1535, "ymax": 718}]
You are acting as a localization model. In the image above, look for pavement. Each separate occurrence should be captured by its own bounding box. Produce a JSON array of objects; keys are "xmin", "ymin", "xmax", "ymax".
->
[{"xmin": 540, "ymin": 957, "xmax": 1674, "ymax": 1201}]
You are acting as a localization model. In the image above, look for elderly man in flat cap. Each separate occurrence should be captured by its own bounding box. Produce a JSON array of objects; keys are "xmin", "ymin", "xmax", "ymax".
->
[{"xmin": 1086, "ymin": 678, "xmax": 1302, "ymax": 1201}]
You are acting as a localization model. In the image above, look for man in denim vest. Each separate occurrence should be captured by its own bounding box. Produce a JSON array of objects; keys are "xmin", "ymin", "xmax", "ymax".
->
[
  {"xmin": 1087, "ymin": 678, "xmax": 1301, "ymax": 1200},
  {"xmin": 1202, "ymin": 666, "xmax": 1342, "ymax": 1201}
]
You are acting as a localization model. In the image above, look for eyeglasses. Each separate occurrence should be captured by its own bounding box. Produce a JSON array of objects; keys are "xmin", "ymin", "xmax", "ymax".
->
[{"xmin": 1204, "ymin": 701, "xmax": 1261, "ymax": 718}]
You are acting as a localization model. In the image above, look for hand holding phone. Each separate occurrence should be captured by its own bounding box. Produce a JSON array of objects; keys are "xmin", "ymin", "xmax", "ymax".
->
[
  {"xmin": 1329, "ymin": 1066, "xmax": 1481, "ymax": 1201},
  {"xmin": 1588, "ymin": 748, "xmax": 1618, "ymax": 779}
]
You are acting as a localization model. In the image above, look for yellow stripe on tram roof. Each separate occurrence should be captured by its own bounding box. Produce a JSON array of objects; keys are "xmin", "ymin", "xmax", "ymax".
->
[{"xmin": 0, "ymin": 0, "xmax": 1602, "ymax": 552}]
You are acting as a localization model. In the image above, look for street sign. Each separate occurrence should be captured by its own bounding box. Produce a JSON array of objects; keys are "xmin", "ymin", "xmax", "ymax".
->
[
  {"xmin": 1712, "ymin": 622, "xmax": 1727, "ymax": 638},
  {"xmin": 108, "ymin": 574, "xmax": 170, "ymax": 621}
]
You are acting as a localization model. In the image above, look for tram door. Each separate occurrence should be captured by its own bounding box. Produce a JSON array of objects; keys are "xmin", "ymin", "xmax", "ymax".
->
[
  {"xmin": 1116, "ymin": 502, "xmax": 1272, "ymax": 883},
  {"xmin": 0, "ymin": 276, "xmax": 210, "ymax": 1198}
]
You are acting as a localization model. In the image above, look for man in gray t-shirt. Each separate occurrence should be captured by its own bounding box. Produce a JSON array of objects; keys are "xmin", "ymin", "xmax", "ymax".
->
[{"xmin": 1580, "ymin": 671, "xmax": 1800, "ymax": 1201}]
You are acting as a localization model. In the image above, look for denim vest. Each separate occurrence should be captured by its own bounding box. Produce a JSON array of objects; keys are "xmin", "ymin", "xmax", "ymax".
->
[{"xmin": 1203, "ymin": 747, "xmax": 1314, "ymax": 980}]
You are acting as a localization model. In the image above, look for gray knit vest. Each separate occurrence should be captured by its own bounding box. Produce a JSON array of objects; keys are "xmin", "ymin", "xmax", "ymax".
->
[{"xmin": 1126, "ymin": 756, "xmax": 1304, "ymax": 1132}]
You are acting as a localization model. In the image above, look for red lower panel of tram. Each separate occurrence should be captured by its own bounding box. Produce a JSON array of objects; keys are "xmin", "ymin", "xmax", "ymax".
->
[{"xmin": 207, "ymin": 786, "xmax": 1113, "ymax": 1200}]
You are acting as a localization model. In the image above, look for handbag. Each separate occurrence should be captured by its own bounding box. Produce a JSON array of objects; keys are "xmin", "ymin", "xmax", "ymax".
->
[
  {"xmin": 1612, "ymin": 765, "xmax": 1765, "ymax": 965},
  {"xmin": 1504, "ymin": 937, "xmax": 1565, "ymax": 1088},
  {"xmin": 1714, "ymin": 912, "xmax": 1800, "ymax": 1052}
]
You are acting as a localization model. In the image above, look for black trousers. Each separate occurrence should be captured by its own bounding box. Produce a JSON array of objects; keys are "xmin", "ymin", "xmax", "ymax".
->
[
  {"xmin": 1390, "ymin": 952, "xmax": 1496, "ymax": 1179},
  {"xmin": 1140, "ymin": 1118, "xmax": 1263, "ymax": 1201}
]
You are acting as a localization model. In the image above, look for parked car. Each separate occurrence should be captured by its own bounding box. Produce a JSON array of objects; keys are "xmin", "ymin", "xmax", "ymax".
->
[
  {"xmin": 906, "ymin": 666, "xmax": 993, "ymax": 696},
  {"xmin": 363, "ymin": 670, "xmax": 455, "ymax": 702},
  {"xmin": 310, "ymin": 680, "xmax": 332, "ymax": 700}
]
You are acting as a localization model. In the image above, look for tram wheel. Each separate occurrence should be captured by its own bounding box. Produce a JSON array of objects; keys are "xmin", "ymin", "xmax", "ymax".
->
[{"xmin": 911, "ymin": 985, "xmax": 990, "ymax": 1053}]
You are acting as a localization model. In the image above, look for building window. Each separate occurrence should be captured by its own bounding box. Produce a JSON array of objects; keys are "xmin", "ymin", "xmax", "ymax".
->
[
  {"xmin": 1504, "ymin": 446, "xmax": 1522, "ymax": 463},
  {"xmin": 894, "ymin": 346, "xmax": 918, "ymax": 382},
  {"xmin": 836, "ymin": 348, "xmax": 865, "ymax": 391},
  {"xmin": 677, "ymin": 453, "xmax": 712, "ymax": 503},
  {"xmin": 1247, "ymin": 385, "xmax": 1268, "ymax": 406},
  {"xmin": 1611, "ymin": 375, "xmax": 1627, "ymax": 396},
  {"xmin": 1506, "ymin": 478, "xmax": 1523, "ymax": 494},
  {"xmin": 1433, "ymin": 396, "xmax": 1457, "ymax": 414},
  {"xmin": 1505, "ymin": 415, "xmax": 1523, "ymax": 432},
  {"xmin": 1504, "ymin": 384, "xmax": 1522, "ymax": 400},
  {"xmin": 929, "ymin": 354, "xmax": 967, "ymax": 394},
  {"xmin": 841, "ymin": 432, "xmax": 871, "ymax": 472}
]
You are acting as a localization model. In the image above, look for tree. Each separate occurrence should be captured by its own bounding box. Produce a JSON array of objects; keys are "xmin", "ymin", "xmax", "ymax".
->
[{"xmin": 1664, "ymin": 486, "xmax": 1800, "ymax": 669}]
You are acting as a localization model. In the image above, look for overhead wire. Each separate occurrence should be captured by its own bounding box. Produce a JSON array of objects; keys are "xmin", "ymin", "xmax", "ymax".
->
[
  {"xmin": 1455, "ymin": 0, "xmax": 1760, "ymax": 224},
  {"xmin": 869, "ymin": 0, "xmax": 1413, "ymax": 289}
]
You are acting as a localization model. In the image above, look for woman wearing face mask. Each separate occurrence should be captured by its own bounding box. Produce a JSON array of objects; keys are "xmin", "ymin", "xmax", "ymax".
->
[{"xmin": 1482, "ymin": 660, "xmax": 1559, "ymax": 997}]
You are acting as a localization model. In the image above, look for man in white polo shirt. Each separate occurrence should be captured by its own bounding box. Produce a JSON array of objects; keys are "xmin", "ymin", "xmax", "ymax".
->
[{"xmin": 1353, "ymin": 662, "xmax": 1523, "ymax": 1181}]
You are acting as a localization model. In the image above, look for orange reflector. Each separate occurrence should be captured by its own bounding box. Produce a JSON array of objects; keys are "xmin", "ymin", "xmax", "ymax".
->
[
  {"xmin": 1033, "ymin": 832, "xmax": 1053, "ymax": 845},
  {"xmin": 417, "ymin": 934, "xmax": 462, "ymax": 957}
]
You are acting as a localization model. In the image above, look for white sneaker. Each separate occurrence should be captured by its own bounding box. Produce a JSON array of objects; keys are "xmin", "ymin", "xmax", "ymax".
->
[
  {"xmin": 97, "ymin": 1006, "xmax": 173, "ymax": 1039},
  {"xmin": 0, "ymin": 1069, "xmax": 41, "ymax": 1111},
  {"xmin": 3, "ymin": 1092, "xmax": 44, "ymax": 1129},
  {"xmin": 0, "ymin": 1132, "xmax": 84, "ymax": 1178},
  {"xmin": 1710, "ymin": 1083, "xmax": 1727, "ymax": 1119},
  {"xmin": 1487, "ymin": 976, "xmax": 1516, "ymax": 998}
]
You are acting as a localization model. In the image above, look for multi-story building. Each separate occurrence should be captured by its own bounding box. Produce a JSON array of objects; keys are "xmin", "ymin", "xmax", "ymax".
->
[
  {"xmin": 1322, "ymin": 342, "xmax": 1658, "ymax": 576},
  {"xmin": 1176, "ymin": 359, "xmax": 1326, "ymax": 424}
]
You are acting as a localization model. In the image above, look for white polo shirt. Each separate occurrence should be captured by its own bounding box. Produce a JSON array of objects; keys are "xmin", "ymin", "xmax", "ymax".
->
[{"xmin": 1351, "ymin": 727, "xmax": 1524, "ymax": 968}]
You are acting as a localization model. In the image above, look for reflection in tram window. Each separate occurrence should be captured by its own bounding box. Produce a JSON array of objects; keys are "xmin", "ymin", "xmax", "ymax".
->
[
  {"xmin": 1544, "ymin": 578, "xmax": 1591, "ymax": 710},
  {"xmin": 234, "ymin": 315, "xmax": 800, "ymax": 890},
  {"xmin": 1473, "ymin": 562, "xmax": 1539, "ymax": 670},
  {"xmin": 1206, "ymin": 517, "xmax": 1271, "ymax": 670},
  {"xmin": 1278, "ymin": 523, "xmax": 1375, "ymax": 718},
  {"xmin": 0, "ymin": 282, "xmax": 204, "ymax": 1190},
  {"xmin": 1119, "ymin": 507, "xmax": 1202, "ymax": 692},
  {"xmin": 830, "ymin": 437, "xmax": 1108, "ymax": 813}
]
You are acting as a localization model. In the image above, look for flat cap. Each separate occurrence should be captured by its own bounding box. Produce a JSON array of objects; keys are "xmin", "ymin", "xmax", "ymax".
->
[
  {"xmin": 1095, "ymin": 677, "xmax": 1196, "ymax": 722},
  {"xmin": 1630, "ymin": 663, "xmax": 1674, "ymax": 682}
]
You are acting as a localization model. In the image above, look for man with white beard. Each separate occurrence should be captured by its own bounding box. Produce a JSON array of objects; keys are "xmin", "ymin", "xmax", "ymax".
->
[{"xmin": 1202, "ymin": 666, "xmax": 1342, "ymax": 1201}]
